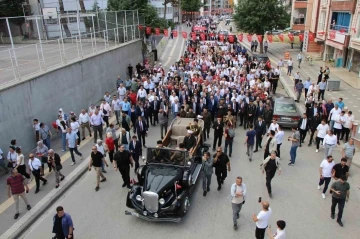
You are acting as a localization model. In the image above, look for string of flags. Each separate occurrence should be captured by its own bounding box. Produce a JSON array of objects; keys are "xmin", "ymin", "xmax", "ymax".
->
[
  {"xmin": 139, "ymin": 25, "xmax": 358, "ymax": 42},
  {"xmin": 181, "ymin": 9, "xmax": 233, "ymax": 14}
]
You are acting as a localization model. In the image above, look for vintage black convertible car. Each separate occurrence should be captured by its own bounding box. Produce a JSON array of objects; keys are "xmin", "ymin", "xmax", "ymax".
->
[{"xmin": 125, "ymin": 147, "xmax": 205, "ymax": 222}]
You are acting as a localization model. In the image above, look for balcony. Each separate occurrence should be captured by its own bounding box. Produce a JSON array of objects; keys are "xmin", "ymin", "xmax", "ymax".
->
[
  {"xmin": 292, "ymin": 16, "xmax": 306, "ymax": 30},
  {"xmin": 329, "ymin": 24, "xmax": 350, "ymax": 34},
  {"xmin": 294, "ymin": 0, "xmax": 308, "ymax": 9}
]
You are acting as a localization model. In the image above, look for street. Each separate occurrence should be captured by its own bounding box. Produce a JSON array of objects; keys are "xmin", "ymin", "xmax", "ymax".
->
[{"xmin": 18, "ymin": 23, "xmax": 360, "ymax": 239}]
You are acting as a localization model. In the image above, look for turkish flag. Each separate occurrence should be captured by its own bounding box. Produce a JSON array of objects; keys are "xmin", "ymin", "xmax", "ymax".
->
[
  {"xmin": 278, "ymin": 34, "xmax": 284, "ymax": 42},
  {"xmin": 163, "ymin": 29, "xmax": 168, "ymax": 37},
  {"xmin": 299, "ymin": 33, "xmax": 304, "ymax": 42},
  {"xmin": 329, "ymin": 30, "xmax": 336, "ymax": 39},
  {"xmin": 238, "ymin": 34, "xmax": 243, "ymax": 42},
  {"xmin": 200, "ymin": 32, "xmax": 206, "ymax": 40},
  {"xmin": 267, "ymin": 34, "xmax": 273, "ymax": 43},
  {"xmin": 228, "ymin": 35, "xmax": 234, "ymax": 43},
  {"xmin": 172, "ymin": 30, "xmax": 178, "ymax": 37},
  {"xmin": 257, "ymin": 35, "xmax": 262, "ymax": 43},
  {"xmin": 155, "ymin": 28, "xmax": 160, "ymax": 35},
  {"xmin": 309, "ymin": 33, "xmax": 314, "ymax": 41},
  {"xmin": 247, "ymin": 34, "xmax": 252, "ymax": 42},
  {"xmin": 146, "ymin": 27, "xmax": 151, "ymax": 35},
  {"xmin": 219, "ymin": 34, "xmax": 225, "ymax": 41},
  {"xmin": 138, "ymin": 25, "xmax": 143, "ymax": 30},
  {"xmin": 340, "ymin": 28, "xmax": 346, "ymax": 33},
  {"xmin": 318, "ymin": 31, "xmax": 325, "ymax": 36},
  {"xmin": 352, "ymin": 27, "xmax": 357, "ymax": 33},
  {"xmin": 288, "ymin": 34, "xmax": 294, "ymax": 42},
  {"xmin": 182, "ymin": 31, "xmax": 187, "ymax": 38}
]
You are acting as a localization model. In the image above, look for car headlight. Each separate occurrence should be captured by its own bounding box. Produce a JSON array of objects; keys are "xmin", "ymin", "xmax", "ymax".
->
[
  {"xmin": 136, "ymin": 195, "xmax": 143, "ymax": 201},
  {"xmin": 159, "ymin": 198, "xmax": 165, "ymax": 205}
]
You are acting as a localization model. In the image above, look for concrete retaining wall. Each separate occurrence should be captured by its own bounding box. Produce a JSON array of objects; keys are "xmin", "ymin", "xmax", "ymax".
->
[
  {"xmin": 0, "ymin": 40, "xmax": 142, "ymax": 154},
  {"xmin": 155, "ymin": 27, "xmax": 171, "ymax": 61}
]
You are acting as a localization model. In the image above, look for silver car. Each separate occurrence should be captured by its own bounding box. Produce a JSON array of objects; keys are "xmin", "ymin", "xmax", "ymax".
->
[{"xmin": 273, "ymin": 97, "xmax": 301, "ymax": 128}]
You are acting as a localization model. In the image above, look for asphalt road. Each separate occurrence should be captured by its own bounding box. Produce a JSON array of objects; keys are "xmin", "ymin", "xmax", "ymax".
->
[{"xmin": 20, "ymin": 23, "xmax": 360, "ymax": 239}]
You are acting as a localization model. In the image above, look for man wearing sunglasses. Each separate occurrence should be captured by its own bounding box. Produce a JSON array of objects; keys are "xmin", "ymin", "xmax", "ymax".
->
[{"xmin": 213, "ymin": 147, "xmax": 231, "ymax": 191}]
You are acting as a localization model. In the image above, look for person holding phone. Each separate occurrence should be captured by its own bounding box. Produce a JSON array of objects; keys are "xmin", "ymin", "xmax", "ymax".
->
[
  {"xmin": 253, "ymin": 200, "xmax": 272, "ymax": 239},
  {"xmin": 262, "ymin": 151, "xmax": 281, "ymax": 198},
  {"xmin": 230, "ymin": 176, "xmax": 247, "ymax": 230}
]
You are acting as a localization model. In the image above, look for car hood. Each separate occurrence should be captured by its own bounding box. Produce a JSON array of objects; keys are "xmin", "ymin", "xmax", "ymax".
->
[{"xmin": 144, "ymin": 165, "xmax": 183, "ymax": 193}]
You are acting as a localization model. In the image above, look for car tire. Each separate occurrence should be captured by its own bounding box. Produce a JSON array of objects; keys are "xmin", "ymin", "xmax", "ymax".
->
[{"xmin": 178, "ymin": 195, "xmax": 190, "ymax": 217}]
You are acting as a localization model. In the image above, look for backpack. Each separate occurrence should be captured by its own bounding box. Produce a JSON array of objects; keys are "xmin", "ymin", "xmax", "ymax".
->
[{"xmin": 228, "ymin": 128, "xmax": 235, "ymax": 138}]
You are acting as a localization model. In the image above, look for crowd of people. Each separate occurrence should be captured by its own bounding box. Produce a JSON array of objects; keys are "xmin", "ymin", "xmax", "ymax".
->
[{"xmin": 0, "ymin": 16, "xmax": 357, "ymax": 239}]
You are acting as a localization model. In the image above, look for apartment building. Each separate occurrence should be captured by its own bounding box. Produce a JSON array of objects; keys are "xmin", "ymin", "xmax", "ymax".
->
[
  {"xmin": 149, "ymin": 0, "xmax": 178, "ymax": 21},
  {"xmin": 203, "ymin": 0, "xmax": 232, "ymax": 15},
  {"xmin": 348, "ymin": 0, "xmax": 360, "ymax": 73}
]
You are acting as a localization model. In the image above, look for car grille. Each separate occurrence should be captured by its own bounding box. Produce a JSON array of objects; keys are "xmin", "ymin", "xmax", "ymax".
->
[{"xmin": 143, "ymin": 191, "xmax": 159, "ymax": 213}]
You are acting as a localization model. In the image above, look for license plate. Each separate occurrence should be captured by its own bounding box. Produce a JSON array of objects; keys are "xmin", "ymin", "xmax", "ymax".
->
[{"xmin": 281, "ymin": 117, "xmax": 292, "ymax": 121}]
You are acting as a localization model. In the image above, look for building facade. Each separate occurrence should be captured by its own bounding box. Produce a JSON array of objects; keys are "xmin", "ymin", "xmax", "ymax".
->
[
  {"xmin": 348, "ymin": 0, "xmax": 360, "ymax": 74},
  {"xmin": 149, "ymin": 0, "xmax": 178, "ymax": 21}
]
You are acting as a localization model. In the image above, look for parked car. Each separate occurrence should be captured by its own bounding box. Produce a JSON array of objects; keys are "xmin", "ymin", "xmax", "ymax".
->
[
  {"xmin": 252, "ymin": 54, "xmax": 270, "ymax": 63},
  {"xmin": 272, "ymin": 97, "xmax": 301, "ymax": 128}
]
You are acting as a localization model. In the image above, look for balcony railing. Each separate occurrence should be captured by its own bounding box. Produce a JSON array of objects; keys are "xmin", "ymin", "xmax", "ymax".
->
[
  {"xmin": 293, "ymin": 17, "xmax": 305, "ymax": 24},
  {"xmin": 329, "ymin": 24, "xmax": 350, "ymax": 33}
]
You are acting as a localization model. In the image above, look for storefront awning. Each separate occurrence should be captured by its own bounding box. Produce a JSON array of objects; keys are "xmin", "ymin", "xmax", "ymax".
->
[{"xmin": 325, "ymin": 40, "xmax": 344, "ymax": 50}]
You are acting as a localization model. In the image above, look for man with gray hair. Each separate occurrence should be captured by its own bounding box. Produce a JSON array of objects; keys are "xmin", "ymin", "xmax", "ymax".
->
[{"xmin": 230, "ymin": 176, "xmax": 247, "ymax": 230}]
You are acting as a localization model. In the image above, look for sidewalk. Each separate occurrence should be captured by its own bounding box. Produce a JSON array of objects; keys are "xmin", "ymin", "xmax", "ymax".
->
[{"xmin": 242, "ymin": 40, "xmax": 360, "ymax": 167}]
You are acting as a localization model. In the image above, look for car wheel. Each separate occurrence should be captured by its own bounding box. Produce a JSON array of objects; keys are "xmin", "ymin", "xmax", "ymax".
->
[{"xmin": 178, "ymin": 196, "xmax": 190, "ymax": 217}]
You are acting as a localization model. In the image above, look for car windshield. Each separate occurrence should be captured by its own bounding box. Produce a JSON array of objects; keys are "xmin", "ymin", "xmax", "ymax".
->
[
  {"xmin": 275, "ymin": 102, "xmax": 297, "ymax": 113},
  {"xmin": 147, "ymin": 148, "xmax": 187, "ymax": 166}
]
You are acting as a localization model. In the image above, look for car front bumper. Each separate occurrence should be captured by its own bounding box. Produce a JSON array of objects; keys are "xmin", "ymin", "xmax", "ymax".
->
[
  {"xmin": 125, "ymin": 210, "xmax": 181, "ymax": 222},
  {"xmin": 278, "ymin": 120, "xmax": 298, "ymax": 128}
]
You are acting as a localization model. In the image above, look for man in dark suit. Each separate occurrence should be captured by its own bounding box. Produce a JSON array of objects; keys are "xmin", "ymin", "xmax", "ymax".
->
[
  {"xmin": 135, "ymin": 116, "xmax": 148, "ymax": 147},
  {"xmin": 307, "ymin": 102, "xmax": 321, "ymax": 122},
  {"xmin": 208, "ymin": 96, "xmax": 217, "ymax": 122},
  {"xmin": 144, "ymin": 99, "xmax": 152, "ymax": 126},
  {"xmin": 212, "ymin": 117, "xmax": 224, "ymax": 151},
  {"xmin": 246, "ymin": 100, "xmax": 257, "ymax": 129},
  {"xmin": 308, "ymin": 112, "xmax": 321, "ymax": 146},
  {"xmin": 189, "ymin": 98, "xmax": 199, "ymax": 115},
  {"xmin": 129, "ymin": 135, "xmax": 142, "ymax": 172},
  {"xmin": 150, "ymin": 98, "xmax": 161, "ymax": 125},
  {"xmin": 198, "ymin": 99, "xmax": 206, "ymax": 114},
  {"xmin": 238, "ymin": 99, "xmax": 247, "ymax": 128},
  {"xmin": 254, "ymin": 116, "xmax": 267, "ymax": 152},
  {"xmin": 297, "ymin": 113, "xmax": 309, "ymax": 147},
  {"xmin": 183, "ymin": 130, "xmax": 196, "ymax": 151},
  {"xmin": 179, "ymin": 91, "xmax": 187, "ymax": 105}
]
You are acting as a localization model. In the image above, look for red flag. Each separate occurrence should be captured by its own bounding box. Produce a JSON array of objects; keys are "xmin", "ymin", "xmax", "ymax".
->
[
  {"xmin": 219, "ymin": 34, "xmax": 225, "ymax": 41},
  {"xmin": 329, "ymin": 30, "xmax": 336, "ymax": 39},
  {"xmin": 182, "ymin": 31, "xmax": 187, "ymax": 38},
  {"xmin": 288, "ymin": 33, "xmax": 294, "ymax": 42},
  {"xmin": 318, "ymin": 31, "xmax": 325, "ymax": 36},
  {"xmin": 339, "ymin": 28, "xmax": 345, "ymax": 33},
  {"xmin": 352, "ymin": 27, "xmax": 357, "ymax": 33},
  {"xmin": 309, "ymin": 33, "xmax": 314, "ymax": 41},
  {"xmin": 247, "ymin": 34, "xmax": 252, "ymax": 42},
  {"xmin": 257, "ymin": 35, "xmax": 262, "ymax": 43},
  {"xmin": 228, "ymin": 35, "xmax": 234, "ymax": 43},
  {"xmin": 238, "ymin": 34, "xmax": 243, "ymax": 42},
  {"xmin": 200, "ymin": 32, "xmax": 206, "ymax": 41},
  {"xmin": 146, "ymin": 27, "xmax": 151, "ymax": 35},
  {"xmin": 163, "ymin": 29, "xmax": 168, "ymax": 37},
  {"xmin": 155, "ymin": 28, "xmax": 160, "ymax": 35},
  {"xmin": 278, "ymin": 34, "xmax": 284, "ymax": 42},
  {"xmin": 172, "ymin": 30, "xmax": 178, "ymax": 37},
  {"xmin": 138, "ymin": 25, "xmax": 143, "ymax": 30},
  {"xmin": 267, "ymin": 34, "xmax": 273, "ymax": 43},
  {"xmin": 299, "ymin": 33, "xmax": 304, "ymax": 42}
]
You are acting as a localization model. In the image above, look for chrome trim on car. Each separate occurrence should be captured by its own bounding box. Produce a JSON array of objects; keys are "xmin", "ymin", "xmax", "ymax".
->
[{"xmin": 143, "ymin": 191, "xmax": 159, "ymax": 213}]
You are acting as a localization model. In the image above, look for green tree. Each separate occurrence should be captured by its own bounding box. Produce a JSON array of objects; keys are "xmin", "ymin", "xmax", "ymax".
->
[
  {"xmin": 92, "ymin": 0, "xmax": 101, "ymax": 12},
  {"xmin": 233, "ymin": 0, "xmax": 290, "ymax": 53},
  {"xmin": 163, "ymin": 0, "xmax": 178, "ymax": 19},
  {"xmin": 181, "ymin": 0, "xmax": 202, "ymax": 20},
  {"xmin": 0, "ymin": 0, "xmax": 25, "ymax": 35}
]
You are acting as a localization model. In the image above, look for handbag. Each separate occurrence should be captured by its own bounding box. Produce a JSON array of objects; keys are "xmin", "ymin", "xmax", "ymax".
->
[{"xmin": 55, "ymin": 165, "xmax": 63, "ymax": 171}]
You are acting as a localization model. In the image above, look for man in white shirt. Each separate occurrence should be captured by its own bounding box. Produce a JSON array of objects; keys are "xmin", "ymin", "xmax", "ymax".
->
[
  {"xmin": 274, "ymin": 125, "xmax": 284, "ymax": 158},
  {"xmin": 341, "ymin": 111, "xmax": 354, "ymax": 142},
  {"xmin": 90, "ymin": 109, "xmax": 104, "ymax": 144},
  {"xmin": 322, "ymin": 130, "xmax": 337, "ymax": 158},
  {"xmin": 253, "ymin": 201, "xmax": 272, "ymax": 239},
  {"xmin": 137, "ymin": 85, "xmax": 147, "ymax": 102},
  {"xmin": 100, "ymin": 99, "xmax": 111, "ymax": 127},
  {"xmin": 287, "ymin": 58, "xmax": 293, "ymax": 76},
  {"xmin": 328, "ymin": 104, "xmax": 341, "ymax": 130},
  {"xmin": 267, "ymin": 220, "xmax": 286, "ymax": 239},
  {"xmin": 315, "ymin": 119, "xmax": 329, "ymax": 152},
  {"xmin": 112, "ymin": 95, "xmax": 122, "ymax": 125},
  {"xmin": 28, "ymin": 153, "xmax": 47, "ymax": 193},
  {"xmin": 230, "ymin": 176, "xmax": 247, "ymax": 230},
  {"xmin": 333, "ymin": 111, "xmax": 346, "ymax": 145},
  {"xmin": 78, "ymin": 109, "xmax": 92, "ymax": 140},
  {"xmin": 318, "ymin": 155, "xmax": 335, "ymax": 199},
  {"xmin": 117, "ymin": 83, "xmax": 126, "ymax": 102}
]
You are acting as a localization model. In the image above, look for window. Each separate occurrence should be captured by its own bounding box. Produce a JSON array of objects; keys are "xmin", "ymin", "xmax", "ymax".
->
[
  {"xmin": 45, "ymin": 18, "xmax": 57, "ymax": 25},
  {"xmin": 318, "ymin": 12, "xmax": 326, "ymax": 31},
  {"xmin": 275, "ymin": 103, "xmax": 297, "ymax": 113},
  {"xmin": 356, "ymin": 16, "xmax": 360, "ymax": 38},
  {"xmin": 167, "ymin": 7, "xmax": 172, "ymax": 14},
  {"xmin": 68, "ymin": 17, "xmax": 77, "ymax": 23}
]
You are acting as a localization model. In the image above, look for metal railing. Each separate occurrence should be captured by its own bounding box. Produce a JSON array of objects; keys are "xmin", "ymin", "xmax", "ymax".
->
[
  {"xmin": 0, "ymin": 10, "xmax": 143, "ymax": 86},
  {"xmin": 329, "ymin": 24, "xmax": 350, "ymax": 33},
  {"xmin": 293, "ymin": 17, "xmax": 306, "ymax": 24}
]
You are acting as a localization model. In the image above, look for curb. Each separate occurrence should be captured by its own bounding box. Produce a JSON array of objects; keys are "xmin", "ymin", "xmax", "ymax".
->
[{"xmin": 1, "ymin": 157, "xmax": 90, "ymax": 239}]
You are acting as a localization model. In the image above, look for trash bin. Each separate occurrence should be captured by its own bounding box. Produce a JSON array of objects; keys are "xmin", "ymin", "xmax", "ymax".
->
[{"xmin": 327, "ymin": 80, "xmax": 340, "ymax": 91}]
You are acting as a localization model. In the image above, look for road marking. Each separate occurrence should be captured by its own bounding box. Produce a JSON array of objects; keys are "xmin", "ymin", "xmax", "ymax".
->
[
  {"xmin": 163, "ymin": 26, "xmax": 181, "ymax": 67},
  {"xmin": 0, "ymin": 116, "xmax": 116, "ymax": 215}
]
